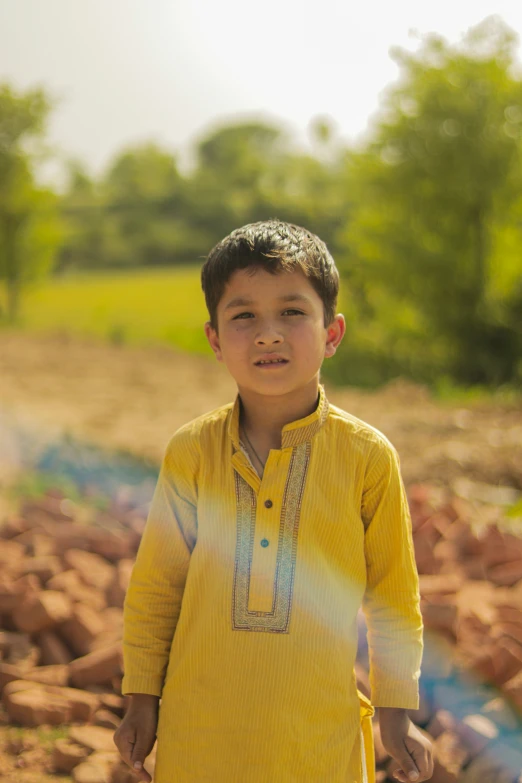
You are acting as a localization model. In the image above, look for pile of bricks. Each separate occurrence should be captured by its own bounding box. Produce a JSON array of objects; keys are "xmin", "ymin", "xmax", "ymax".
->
[
  {"xmin": 0, "ymin": 492, "xmax": 146, "ymax": 782},
  {"xmin": 1, "ymin": 485, "xmax": 522, "ymax": 782},
  {"xmin": 357, "ymin": 484, "xmax": 522, "ymax": 782}
]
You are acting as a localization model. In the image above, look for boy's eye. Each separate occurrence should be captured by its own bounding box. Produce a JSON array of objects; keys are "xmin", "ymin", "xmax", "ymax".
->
[{"xmin": 232, "ymin": 309, "xmax": 304, "ymax": 320}]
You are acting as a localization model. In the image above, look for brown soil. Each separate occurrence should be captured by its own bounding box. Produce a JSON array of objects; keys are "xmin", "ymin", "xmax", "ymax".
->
[
  {"xmin": 1, "ymin": 331, "xmax": 521, "ymax": 492},
  {"xmin": 0, "ymin": 719, "xmax": 73, "ymax": 783}
]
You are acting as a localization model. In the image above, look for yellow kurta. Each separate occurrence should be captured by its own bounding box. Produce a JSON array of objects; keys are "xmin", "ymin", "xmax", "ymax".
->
[{"xmin": 121, "ymin": 384, "xmax": 423, "ymax": 783}]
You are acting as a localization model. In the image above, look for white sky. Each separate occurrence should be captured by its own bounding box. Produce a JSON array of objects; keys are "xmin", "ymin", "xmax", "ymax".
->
[{"xmin": 1, "ymin": 0, "xmax": 522, "ymax": 180}]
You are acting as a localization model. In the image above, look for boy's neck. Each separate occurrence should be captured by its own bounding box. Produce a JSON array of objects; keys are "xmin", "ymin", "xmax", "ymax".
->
[{"xmin": 238, "ymin": 377, "xmax": 321, "ymax": 450}]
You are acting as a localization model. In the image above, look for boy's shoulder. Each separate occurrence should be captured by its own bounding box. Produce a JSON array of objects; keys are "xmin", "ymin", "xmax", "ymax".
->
[
  {"xmin": 325, "ymin": 401, "xmax": 397, "ymax": 459},
  {"xmin": 165, "ymin": 400, "xmax": 233, "ymax": 450}
]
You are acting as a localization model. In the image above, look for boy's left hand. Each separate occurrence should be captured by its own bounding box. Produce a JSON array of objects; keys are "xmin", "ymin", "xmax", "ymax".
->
[{"xmin": 379, "ymin": 707, "xmax": 434, "ymax": 782}]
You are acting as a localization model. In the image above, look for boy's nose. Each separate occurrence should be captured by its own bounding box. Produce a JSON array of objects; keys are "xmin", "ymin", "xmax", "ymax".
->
[{"xmin": 254, "ymin": 327, "xmax": 284, "ymax": 345}]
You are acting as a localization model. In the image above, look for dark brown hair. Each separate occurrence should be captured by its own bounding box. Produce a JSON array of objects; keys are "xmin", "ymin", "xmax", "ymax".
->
[{"xmin": 201, "ymin": 219, "xmax": 339, "ymax": 331}]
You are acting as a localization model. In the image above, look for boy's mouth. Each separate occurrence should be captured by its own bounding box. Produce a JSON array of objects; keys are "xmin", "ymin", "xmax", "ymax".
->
[{"xmin": 254, "ymin": 357, "xmax": 289, "ymax": 366}]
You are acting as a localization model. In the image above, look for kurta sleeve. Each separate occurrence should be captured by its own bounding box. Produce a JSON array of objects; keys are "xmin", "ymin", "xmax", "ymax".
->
[
  {"xmin": 121, "ymin": 426, "xmax": 199, "ymax": 697},
  {"xmin": 361, "ymin": 439, "xmax": 423, "ymax": 709}
]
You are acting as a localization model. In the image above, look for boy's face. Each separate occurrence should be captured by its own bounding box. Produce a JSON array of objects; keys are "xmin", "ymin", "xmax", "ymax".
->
[{"xmin": 204, "ymin": 267, "xmax": 345, "ymax": 398}]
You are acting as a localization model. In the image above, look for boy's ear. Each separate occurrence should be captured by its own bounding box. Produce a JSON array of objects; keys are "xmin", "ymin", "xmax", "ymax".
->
[
  {"xmin": 204, "ymin": 321, "xmax": 224, "ymax": 363},
  {"xmin": 324, "ymin": 314, "xmax": 346, "ymax": 359}
]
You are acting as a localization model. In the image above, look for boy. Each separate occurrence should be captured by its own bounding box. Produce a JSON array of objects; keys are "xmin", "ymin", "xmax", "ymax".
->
[{"xmin": 115, "ymin": 220, "xmax": 434, "ymax": 783}]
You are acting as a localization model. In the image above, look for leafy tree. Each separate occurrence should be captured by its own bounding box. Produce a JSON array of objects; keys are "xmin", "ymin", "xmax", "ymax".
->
[
  {"xmin": 339, "ymin": 16, "xmax": 522, "ymax": 386},
  {"xmin": 186, "ymin": 119, "xmax": 351, "ymax": 260},
  {"xmin": 57, "ymin": 160, "xmax": 106, "ymax": 273},
  {"xmin": 60, "ymin": 144, "xmax": 190, "ymax": 270},
  {"xmin": 0, "ymin": 83, "xmax": 62, "ymax": 321}
]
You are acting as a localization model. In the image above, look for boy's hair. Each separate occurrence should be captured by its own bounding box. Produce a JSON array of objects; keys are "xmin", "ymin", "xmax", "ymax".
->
[{"xmin": 201, "ymin": 219, "xmax": 339, "ymax": 332}]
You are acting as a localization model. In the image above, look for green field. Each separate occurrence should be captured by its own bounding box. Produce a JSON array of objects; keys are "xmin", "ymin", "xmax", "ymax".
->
[
  {"xmin": 14, "ymin": 266, "xmax": 213, "ymax": 355},
  {"xmin": 10, "ymin": 266, "xmax": 353, "ymax": 359}
]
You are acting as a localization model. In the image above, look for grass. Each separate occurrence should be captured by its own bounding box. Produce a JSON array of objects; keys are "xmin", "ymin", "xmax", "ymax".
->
[
  {"xmin": 1, "ymin": 267, "xmax": 520, "ymax": 404},
  {"xmin": 11, "ymin": 266, "xmax": 213, "ymax": 356},
  {"xmin": 433, "ymin": 376, "xmax": 522, "ymax": 406}
]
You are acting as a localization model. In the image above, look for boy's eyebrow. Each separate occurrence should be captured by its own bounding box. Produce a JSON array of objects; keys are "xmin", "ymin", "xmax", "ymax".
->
[{"xmin": 224, "ymin": 293, "xmax": 312, "ymax": 311}]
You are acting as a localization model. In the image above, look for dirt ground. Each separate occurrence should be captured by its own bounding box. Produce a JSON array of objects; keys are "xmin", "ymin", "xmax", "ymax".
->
[{"xmin": 1, "ymin": 331, "xmax": 521, "ymax": 494}]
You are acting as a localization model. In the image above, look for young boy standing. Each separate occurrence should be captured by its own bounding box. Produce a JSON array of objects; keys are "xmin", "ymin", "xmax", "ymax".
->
[{"xmin": 115, "ymin": 221, "xmax": 433, "ymax": 783}]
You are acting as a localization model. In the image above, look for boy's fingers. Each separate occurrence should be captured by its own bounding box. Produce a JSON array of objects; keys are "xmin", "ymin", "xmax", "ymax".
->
[
  {"xmin": 396, "ymin": 749, "xmax": 420, "ymax": 782},
  {"xmin": 131, "ymin": 761, "xmax": 152, "ymax": 783},
  {"xmin": 113, "ymin": 728, "xmax": 135, "ymax": 763}
]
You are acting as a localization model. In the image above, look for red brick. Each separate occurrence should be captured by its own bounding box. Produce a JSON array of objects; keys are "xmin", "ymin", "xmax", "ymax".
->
[
  {"xmin": 17, "ymin": 555, "xmax": 63, "ymax": 583},
  {"xmin": 414, "ymin": 536, "xmax": 440, "ymax": 574},
  {"xmin": 59, "ymin": 604, "xmax": 105, "ymax": 656},
  {"xmin": 491, "ymin": 636, "xmax": 522, "ymax": 686},
  {"xmin": 501, "ymin": 670, "xmax": 522, "ymax": 710},
  {"xmin": 23, "ymin": 664, "xmax": 69, "ymax": 687},
  {"xmin": 20, "ymin": 496, "xmax": 74, "ymax": 525},
  {"xmin": 38, "ymin": 630, "xmax": 74, "ymax": 665},
  {"xmin": 63, "ymin": 549, "xmax": 116, "ymax": 591},
  {"xmin": 106, "ymin": 560, "xmax": 133, "ymax": 608},
  {"xmin": 433, "ymin": 730, "xmax": 469, "ymax": 777},
  {"xmin": 8, "ymin": 634, "xmax": 40, "ymax": 671},
  {"xmin": 69, "ymin": 642, "xmax": 122, "ymax": 688},
  {"xmin": 419, "ymin": 574, "xmax": 463, "ymax": 596},
  {"xmin": 0, "ymin": 662, "xmax": 24, "ymax": 692},
  {"xmin": 492, "ymin": 621, "xmax": 522, "ymax": 646},
  {"xmin": 433, "ymin": 539, "xmax": 460, "ymax": 564},
  {"xmin": 422, "ymin": 599, "xmax": 458, "ymax": 636},
  {"xmin": 12, "ymin": 590, "xmax": 72, "ymax": 633},
  {"xmin": 0, "ymin": 574, "xmax": 17, "ymax": 612},
  {"xmin": 99, "ymin": 692, "xmax": 124, "ymax": 717},
  {"xmin": 69, "ymin": 724, "xmax": 117, "ymax": 752},
  {"xmin": 31, "ymin": 532, "xmax": 56, "ymax": 557},
  {"xmin": 0, "ymin": 515, "xmax": 29, "ymax": 538},
  {"xmin": 94, "ymin": 708, "xmax": 121, "ymax": 729},
  {"xmin": 3, "ymin": 679, "xmax": 100, "ymax": 722},
  {"xmin": 48, "ymin": 569, "xmax": 108, "ymax": 610},
  {"xmin": 488, "ymin": 560, "xmax": 522, "ymax": 587},
  {"xmin": 52, "ymin": 738, "xmax": 90, "ymax": 773},
  {"xmin": 495, "ymin": 604, "xmax": 522, "ymax": 624},
  {"xmin": 0, "ymin": 540, "xmax": 26, "ymax": 570},
  {"xmin": 3, "ymin": 686, "xmax": 71, "ymax": 726}
]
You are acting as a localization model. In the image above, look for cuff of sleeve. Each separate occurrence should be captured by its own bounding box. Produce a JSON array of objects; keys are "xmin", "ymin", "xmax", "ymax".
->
[
  {"xmin": 121, "ymin": 673, "xmax": 164, "ymax": 697},
  {"xmin": 371, "ymin": 680, "xmax": 420, "ymax": 710}
]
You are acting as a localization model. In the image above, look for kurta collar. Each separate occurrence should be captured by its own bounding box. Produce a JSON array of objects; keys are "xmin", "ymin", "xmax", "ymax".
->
[{"xmin": 228, "ymin": 383, "xmax": 330, "ymax": 451}]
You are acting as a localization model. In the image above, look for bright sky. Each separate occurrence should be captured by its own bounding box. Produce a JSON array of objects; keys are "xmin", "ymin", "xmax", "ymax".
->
[{"xmin": 1, "ymin": 0, "xmax": 522, "ymax": 179}]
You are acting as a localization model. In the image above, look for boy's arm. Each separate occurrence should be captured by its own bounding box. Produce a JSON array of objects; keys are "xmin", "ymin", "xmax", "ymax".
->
[
  {"xmin": 121, "ymin": 429, "xmax": 198, "ymax": 698},
  {"xmin": 361, "ymin": 439, "xmax": 423, "ymax": 710}
]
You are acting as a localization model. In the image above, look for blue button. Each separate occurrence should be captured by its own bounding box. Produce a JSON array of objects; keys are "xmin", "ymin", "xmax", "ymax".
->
[{"xmin": 260, "ymin": 538, "xmax": 269, "ymax": 548}]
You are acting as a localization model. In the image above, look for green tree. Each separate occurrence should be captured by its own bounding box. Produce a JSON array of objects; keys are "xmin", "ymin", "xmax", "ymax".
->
[
  {"xmin": 57, "ymin": 160, "xmax": 106, "ymax": 273},
  {"xmin": 339, "ymin": 16, "xmax": 522, "ymax": 386},
  {"xmin": 186, "ymin": 119, "xmax": 350, "ymax": 261},
  {"xmin": 0, "ymin": 83, "xmax": 62, "ymax": 321}
]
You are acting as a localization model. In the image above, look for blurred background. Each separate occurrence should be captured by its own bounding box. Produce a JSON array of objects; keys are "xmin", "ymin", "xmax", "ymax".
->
[
  {"xmin": 1, "ymin": 0, "xmax": 521, "ymax": 391},
  {"xmin": 1, "ymin": 4, "xmax": 522, "ymax": 782}
]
